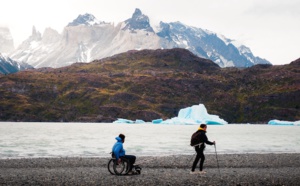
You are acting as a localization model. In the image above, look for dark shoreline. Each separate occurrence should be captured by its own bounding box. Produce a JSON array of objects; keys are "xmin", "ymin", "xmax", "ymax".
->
[{"xmin": 1, "ymin": 153, "xmax": 300, "ymax": 185}]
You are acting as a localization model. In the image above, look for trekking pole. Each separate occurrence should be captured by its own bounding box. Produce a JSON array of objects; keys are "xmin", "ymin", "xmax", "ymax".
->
[{"xmin": 214, "ymin": 144, "xmax": 221, "ymax": 178}]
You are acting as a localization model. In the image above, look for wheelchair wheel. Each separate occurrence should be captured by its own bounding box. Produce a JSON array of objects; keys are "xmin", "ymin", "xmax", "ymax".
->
[
  {"xmin": 113, "ymin": 158, "xmax": 130, "ymax": 175},
  {"xmin": 107, "ymin": 158, "xmax": 115, "ymax": 175}
]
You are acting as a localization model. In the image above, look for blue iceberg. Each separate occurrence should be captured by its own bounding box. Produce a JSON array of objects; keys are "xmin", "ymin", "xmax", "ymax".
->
[
  {"xmin": 113, "ymin": 118, "xmax": 146, "ymax": 124},
  {"xmin": 113, "ymin": 118, "xmax": 134, "ymax": 124},
  {"xmin": 268, "ymin": 119, "xmax": 300, "ymax": 126},
  {"xmin": 152, "ymin": 119, "xmax": 163, "ymax": 124},
  {"xmin": 161, "ymin": 104, "xmax": 228, "ymax": 125},
  {"xmin": 112, "ymin": 104, "xmax": 228, "ymax": 125},
  {"xmin": 135, "ymin": 119, "xmax": 146, "ymax": 124}
]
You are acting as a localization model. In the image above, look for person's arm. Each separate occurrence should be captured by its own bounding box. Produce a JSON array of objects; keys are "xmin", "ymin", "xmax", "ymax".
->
[
  {"xmin": 206, "ymin": 140, "xmax": 215, "ymax": 145},
  {"xmin": 204, "ymin": 134, "xmax": 215, "ymax": 145},
  {"xmin": 113, "ymin": 144, "xmax": 122, "ymax": 160},
  {"xmin": 205, "ymin": 140, "xmax": 214, "ymax": 145}
]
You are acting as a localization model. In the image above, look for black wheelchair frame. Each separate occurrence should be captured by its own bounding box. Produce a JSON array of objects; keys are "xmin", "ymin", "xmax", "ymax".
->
[
  {"xmin": 107, "ymin": 153, "xmax": 141, "ymax": 175},
  {"xmin": 107, "ymin": 156, "xmax": 131, "ymax": 175}
]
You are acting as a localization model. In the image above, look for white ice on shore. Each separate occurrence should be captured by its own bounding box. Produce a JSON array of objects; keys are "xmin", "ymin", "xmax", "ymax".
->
[
  {"xmin": 113, "ymin": 103, "xmax": 228, "ymax": 125},
  {"xmin": 268, "ymin": 119, "xmax": 300, "ymax": 126}
]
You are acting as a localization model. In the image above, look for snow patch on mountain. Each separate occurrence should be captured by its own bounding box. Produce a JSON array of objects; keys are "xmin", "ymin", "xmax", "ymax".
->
[
  {"xmin": 67, "ymin": 13, "xmax": 107, "ymax": 27},
  {"xmin": 0, "ymin": 53, "xmax": 33, "ymax": 74},
  {"xmin": 122, "ymin": 8, "xmax": 154, "ymax": 33}
]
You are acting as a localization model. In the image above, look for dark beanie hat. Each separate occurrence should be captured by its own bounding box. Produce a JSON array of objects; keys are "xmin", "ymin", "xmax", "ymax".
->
[
  {"xmin": 200, "ymin": 124, "xmax": 207, "ymax": 128},
  {"xmin": 119, "ymin": 134, "xmax": 125, "ymax": 141}
]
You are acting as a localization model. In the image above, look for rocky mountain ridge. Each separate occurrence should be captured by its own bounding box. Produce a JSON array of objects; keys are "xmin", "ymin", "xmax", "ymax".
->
[
  {"xmin": 5, "ymin": 8, "xmax": 270, "ymax": 68},
  {"xmin": 0, "ymin": 53, "xmax": 33, "ymax": 74}
]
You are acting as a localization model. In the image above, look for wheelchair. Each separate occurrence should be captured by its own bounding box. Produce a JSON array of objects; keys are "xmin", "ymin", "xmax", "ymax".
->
[{"xmin": 107, "ymin": 153, "xmax": 141, "ymax": 175}]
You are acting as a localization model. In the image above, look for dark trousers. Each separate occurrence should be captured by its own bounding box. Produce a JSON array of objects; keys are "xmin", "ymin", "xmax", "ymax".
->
[
  {"xmin": 191, "ymin": 145, "xmax": 205, "ymax": 171},
  {"xmin": 123, "ymin": 155, "xmax": 136, "ymax": 171}
]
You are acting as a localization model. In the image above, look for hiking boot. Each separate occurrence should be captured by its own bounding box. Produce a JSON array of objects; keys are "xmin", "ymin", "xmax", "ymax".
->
[
  {"xmin": 127, "ymin": 171, "xmax": 138, "ymax": 175},
  {"xmin": 190, "ymin": 170, "xmax": 200, "ymax": 174}
]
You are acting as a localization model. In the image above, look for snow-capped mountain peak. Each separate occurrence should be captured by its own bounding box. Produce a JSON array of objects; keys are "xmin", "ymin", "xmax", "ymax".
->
[
  {"xmin": 67, "ymin": 13, "xmax": 105, "ymax": 27},
  {"xmin": 123, "ymin": 8, "xmax": 154, "ymax": 32},
  {"xmin": 238, "ymin": 45, "xmax": 252, "ymax": 54},
  {"xmin": 217, "ymin": 34, "xmax": 234, "ymax": 45},
  {"xmin": 6, "ymin": 8, "xmax": 271, "ymax": 68},
  {"xmin": 31, "ymin": 26, "xmax": 42, "ymax": 40}
]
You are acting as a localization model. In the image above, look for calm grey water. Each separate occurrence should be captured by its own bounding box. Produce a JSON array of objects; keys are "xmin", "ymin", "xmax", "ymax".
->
[{"xmin": 0, "ymin": 122, "xmax": 299, "ymax": 159}]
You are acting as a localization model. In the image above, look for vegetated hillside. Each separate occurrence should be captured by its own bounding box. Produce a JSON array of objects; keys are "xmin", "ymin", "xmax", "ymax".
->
[{"xmin": 0, "ymin": 48, "xmax": 299, "ymax": 123}]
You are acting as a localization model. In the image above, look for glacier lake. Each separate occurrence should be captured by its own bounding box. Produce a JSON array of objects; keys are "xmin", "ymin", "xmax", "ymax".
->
[{"xmin": 1, "ymin": 122, "xmax": 300, "ymax": 159}]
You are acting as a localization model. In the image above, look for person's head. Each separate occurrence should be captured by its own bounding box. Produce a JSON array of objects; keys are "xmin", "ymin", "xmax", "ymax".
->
[
  {"xmin": 200, "ymin": 124, "xmax": 207, "ymax": 130},
  {"xmin": 119, "ymin": 134, "xmax": 125, "ymax": 143}
]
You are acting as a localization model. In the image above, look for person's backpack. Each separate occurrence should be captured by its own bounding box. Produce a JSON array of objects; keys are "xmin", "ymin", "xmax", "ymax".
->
[{"xmin": 190, "ymin": 130, "xmax": 202, "ymax": 146}]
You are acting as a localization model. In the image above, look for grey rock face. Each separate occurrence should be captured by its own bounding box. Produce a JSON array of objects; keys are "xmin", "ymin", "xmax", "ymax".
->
[
  {"xmin": 8, "ymin": 9, "xmax": 271, "ymax": 68},
  {"xmin": 0, "ymin": 53, "xmax": 33, "ymax": 74}
]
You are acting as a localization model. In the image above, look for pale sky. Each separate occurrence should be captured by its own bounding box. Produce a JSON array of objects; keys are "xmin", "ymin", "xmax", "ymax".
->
[{"xmin": 0, "ymin": 0, "xmax": 299, "ymax": 65}]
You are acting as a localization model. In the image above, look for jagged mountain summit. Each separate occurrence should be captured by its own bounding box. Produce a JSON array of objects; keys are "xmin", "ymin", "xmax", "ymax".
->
[
  {"xmin": 8, "ymin": 8, "xmax": 271, "ymax": 68},
  {"xmin": 9, "ymin": 9, "xmax": 160, "ymax": 68},
  {"xmin": 67, "ymin": 13, "xmax": 107, "ymax": 26},
  {"xmin": 156, "ymin": 22, "xmax": 270, "ymax": 67},
  {"xmin": 0, "ymin": 53, "xmax": 33, "ymax": 74},
  {"xmin": 123, "ymin": 8, "xmax": 154, "ymax": 32}
]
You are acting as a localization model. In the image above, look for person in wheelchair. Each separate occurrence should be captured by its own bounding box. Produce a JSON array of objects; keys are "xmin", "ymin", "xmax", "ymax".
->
[{"xmin": 112, "ymin": 133, "xmax": 136, "ymax": 174}]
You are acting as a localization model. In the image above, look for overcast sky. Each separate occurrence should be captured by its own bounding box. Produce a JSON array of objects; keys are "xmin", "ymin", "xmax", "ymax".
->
[{"xmin": 1, "ymin": 0, "xmax": 299, "ymax": 65}]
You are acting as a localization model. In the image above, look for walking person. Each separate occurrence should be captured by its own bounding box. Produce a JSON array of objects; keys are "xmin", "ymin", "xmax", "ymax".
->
[
  {"xmin": 190, "ymin": 124, "xmax": 215, "ymax": 174},
  {"xmin": 112, "ymin": 133, "xmax": 136, "ymax": 174}
]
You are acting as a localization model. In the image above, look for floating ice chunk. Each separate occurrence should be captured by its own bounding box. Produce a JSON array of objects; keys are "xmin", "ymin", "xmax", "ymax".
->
[
  {"xmin": 135, "ymin": 119, "xmax": 146, "ymax": 124},
  {"xmin": 113, "ymin": 118, "xmax": 146, "ymax": 124},
  {"xmin": 162, "ymin": 104, "xmax": 228, "ymax": 125},
  {"xmin": 152, "ymin": 119, "xmax": 163, "ymax": 124},
  {"xmin": 161, "ymin": 118, "xmax": 198, "ymax": 125},
  {"xmin": 268, "ymin": 119, "xmax": 300, "ymax": 126},
  {"xmin": 113, "ymin": 104, "xmax": 227, "ymax": 125},
  {"xmin": 113, "ymin": 118, "xmax": 134, "ymax": 124}
]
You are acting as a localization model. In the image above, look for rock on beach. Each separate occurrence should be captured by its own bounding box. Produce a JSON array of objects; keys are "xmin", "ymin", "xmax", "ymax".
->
[{"xmin": 0, "ymin": 153, "xmax": 300, "ymax": 185}]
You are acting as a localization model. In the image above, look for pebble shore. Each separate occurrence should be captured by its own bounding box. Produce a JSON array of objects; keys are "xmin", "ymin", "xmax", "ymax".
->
[{"xmin": 1, "ymin": 153, "xmax": 300, "ymax": 185}]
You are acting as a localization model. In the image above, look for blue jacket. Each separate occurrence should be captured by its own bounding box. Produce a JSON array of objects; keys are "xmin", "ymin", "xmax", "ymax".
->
[{"xmin": 112, "ymin": 136, "xmax": 125, "ymax": 160}]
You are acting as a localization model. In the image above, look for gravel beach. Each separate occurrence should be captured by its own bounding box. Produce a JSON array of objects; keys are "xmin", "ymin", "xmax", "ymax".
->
[{"xmin": 1, "ymin": 153, "xmax": 300, "ymax": 186}]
